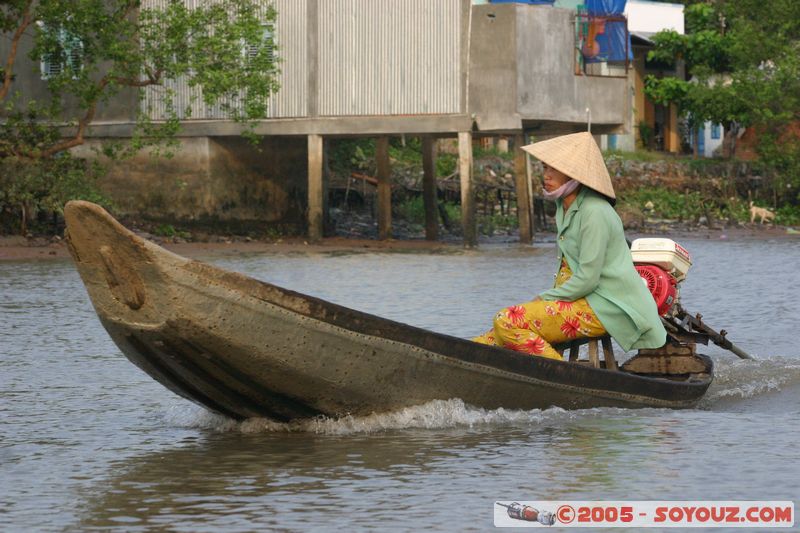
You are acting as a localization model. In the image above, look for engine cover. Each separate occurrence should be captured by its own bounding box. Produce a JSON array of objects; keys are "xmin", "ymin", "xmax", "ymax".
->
[{"xmin": 635, "ymin": 264, "xmax": 677, "ymax": 316}]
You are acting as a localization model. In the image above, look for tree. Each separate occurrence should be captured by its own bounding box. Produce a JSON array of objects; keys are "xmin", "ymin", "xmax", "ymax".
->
[
  {"xmin": 644, "ymin": 0, "xmax": 800, "ymax": 165},
  {"xmin": 1, "ymin": 0, "xmax": 279, "ymax": 234}
]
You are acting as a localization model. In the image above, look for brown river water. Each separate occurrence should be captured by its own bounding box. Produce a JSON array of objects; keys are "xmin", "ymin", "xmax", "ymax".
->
[{"xmin": 2, "ymin": 237, "xmax": 799, "ymax": 531}]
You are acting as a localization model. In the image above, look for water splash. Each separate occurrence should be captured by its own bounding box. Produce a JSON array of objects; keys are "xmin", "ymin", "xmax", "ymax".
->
[
  {"xmin": 704, "ymin": 355, "xmax": 800, "ymax": 402},
  {"xmin": 164, "ymin": 399, "xmax": 585, "ymax": 435}
]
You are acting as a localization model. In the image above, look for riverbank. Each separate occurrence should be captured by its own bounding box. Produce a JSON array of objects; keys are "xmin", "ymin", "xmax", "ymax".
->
[{"xmin": 2, "ymin": 222, "xmax": 796, "ymax": 262}]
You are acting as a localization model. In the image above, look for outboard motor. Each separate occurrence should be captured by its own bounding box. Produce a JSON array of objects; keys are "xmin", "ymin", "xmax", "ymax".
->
[
  {"xmin": 631, "ymin": 238, "xmax": 691, "ymax": 317},
  {"xmin": 627, "ymin": 238, "xmax": 752, "ymax": 361}
]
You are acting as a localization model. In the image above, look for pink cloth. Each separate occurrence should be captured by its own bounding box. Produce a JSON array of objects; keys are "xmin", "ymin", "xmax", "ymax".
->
[{"xmin": 542, "ymin": 179, "xmax": 580, "ymax": 201}]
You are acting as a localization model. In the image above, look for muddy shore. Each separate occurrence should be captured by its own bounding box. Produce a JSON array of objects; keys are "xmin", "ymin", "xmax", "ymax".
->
[{"xmin": 1, "ymin": 223, "xmax": 796, "ymax": 262}]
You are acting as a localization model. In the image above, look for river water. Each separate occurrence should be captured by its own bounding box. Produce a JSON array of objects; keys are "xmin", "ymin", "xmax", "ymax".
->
[{"xmin": 2, "ymin": 237, "xmax": 799, "ymax": 531}]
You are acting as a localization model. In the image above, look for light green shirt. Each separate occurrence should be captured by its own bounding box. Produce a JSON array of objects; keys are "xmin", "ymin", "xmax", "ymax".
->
[{"xmin": 539, "ymin": 187, "xmax": 667, "ymax": 351}]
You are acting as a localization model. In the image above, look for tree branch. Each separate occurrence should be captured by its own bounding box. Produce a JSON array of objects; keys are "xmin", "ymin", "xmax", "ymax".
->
[
  {"xmin": 36, "ymin": 72, "xmax": 163, "ymax": 157},
  {"xmin": 1, "ymin": 0, "xmax": 35, "ymax": 102}
]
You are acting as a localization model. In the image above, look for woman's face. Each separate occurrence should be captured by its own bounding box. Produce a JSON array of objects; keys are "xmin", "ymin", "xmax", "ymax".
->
[{"xmin": 541, "ymin": 163, "xmax": 571, "ymax": 192}]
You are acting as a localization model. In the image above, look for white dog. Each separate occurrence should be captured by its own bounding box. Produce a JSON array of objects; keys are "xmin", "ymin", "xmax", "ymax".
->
[{"xmin": 749, "ymin": 201, "xmax": 775, "ymax": 224}]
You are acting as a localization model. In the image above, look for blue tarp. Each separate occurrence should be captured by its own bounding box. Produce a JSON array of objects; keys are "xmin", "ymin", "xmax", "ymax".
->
[
  {"xmin": 583, "ymin": 0, "xmax": 632, "ymax": 63},
  {"xmin": 585, "ymin": 0, "xmax": 626, "ymax": 16}
]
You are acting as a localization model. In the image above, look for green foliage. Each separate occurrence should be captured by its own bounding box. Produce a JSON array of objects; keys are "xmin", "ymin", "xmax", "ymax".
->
[
  {"xmin": 644, "ymin": 0, "xmax": 800, "ymax": 218},
  {"xmin": 154, "ymin": 224, "xmax": 177, "ymax": 237},
  {"xmin": 752, "ymin": 130, "xmax": 800, "ymax": 204},
  {"xmin": 618, "ymin": 186, "xmax": 753, "ymax": 225},
  {"xmin": 328, "ymin": 137, "xmax": 464, "ymax": 179},
  {"xmin": 474, "ymin": 145, "xmax": 514, "ymax": 161},
  {"xmin": 394, "ymin": 196, "xmax": 461, "ymax": 228},
  {"xmin": 436, "ymin": 153, "xmax": 457, "ymax": 177},
  {"xmin": 645, "ymin": 0, "xmax": 800, "ymax": 129},
  {"xmin": 603, "ymin": 148, "xmax": 667, "ymax": 163},
  {"xmin": 636, "ymin": 121, "xmax": 654, "ymax": 150},
  {"xmin": 388, "ymin": 137, "xmax": 422, "ymax": 165},
  {"xmin": 153, "ymin": 223, "xmax": 191, "ymax": 239},
  {"xmin": 775, "ymin": 205, "xmax": 800, "ymax": 226},
  {"xmin": 683, "ymin": 3, "xmax": 717, "ymax": 35},
  {"xmin": 394, "ymin": 196, "xmax": 426, "ymax": 225},
  {"xmin": 1, "ymin": 0, "xmax": 280, "ymax": 234},
  {"xmin": 478, "ymin": 212, "xmax": 517, "ymax": 236},
  {"xmin": 328, "ymin": 139, "xmax": 376, "ymax": 175},
  {"xmin": 620, "ymin": 187, "xmax": 704, "ymax": 221},
  {"xmin": 644, "ymin": 76, "xmax": 689, "ymax": 109},
  {"xmin": 0, "ymin": 153, "xmax": 109, "ymax": 234},
  {"xmin": 443, "ymin": 201, "xmax": 461, "ymax": 223}
]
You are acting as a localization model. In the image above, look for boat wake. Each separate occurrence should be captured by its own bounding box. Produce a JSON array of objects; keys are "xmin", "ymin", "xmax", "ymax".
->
[
  {"xmin": 703, "ymin": 355, "xmax": 800, "ymax": 403},
  {"xmin": 163, "ymin": 398, "xmax": 588, "ymax": 436},
  {"xmin": 162, "ymin": 356, "xmax": 800, "ymax": 434}
]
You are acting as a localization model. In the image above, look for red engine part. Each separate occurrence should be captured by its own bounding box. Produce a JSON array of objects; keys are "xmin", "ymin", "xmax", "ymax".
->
[{"xmin": 635, "ymin": 264, "xmax": 677, "ymax": 316}]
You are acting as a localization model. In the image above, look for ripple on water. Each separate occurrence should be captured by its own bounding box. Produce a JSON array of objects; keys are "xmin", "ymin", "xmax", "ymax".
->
[{"xmin": 2, "ymin": 238, "xmax": 800, "ymax": 531}]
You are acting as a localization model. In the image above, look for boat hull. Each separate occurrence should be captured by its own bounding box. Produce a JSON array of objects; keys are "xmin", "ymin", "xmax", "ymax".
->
[{"xmin": 64, "ymin": 201, "xmax": 712, "ymax": 421}]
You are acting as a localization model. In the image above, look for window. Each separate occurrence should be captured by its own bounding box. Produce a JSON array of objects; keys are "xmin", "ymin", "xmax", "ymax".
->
[
  {"xmin": 245, "ymin": 23, "xmax": 275, "ymax": 66},
  {"xmin": 39, "ymin": 23, "xmax": 83, "ymax": 80},
  {"xmin": 711, "ymin": 123, "xmax": 721, "ymax": 140}
]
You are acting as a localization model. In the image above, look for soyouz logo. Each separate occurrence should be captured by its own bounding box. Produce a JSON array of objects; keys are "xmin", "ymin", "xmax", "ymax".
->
[{"xmin": 494, "ymin": 501, "xmax": 794, "ymax": 528}]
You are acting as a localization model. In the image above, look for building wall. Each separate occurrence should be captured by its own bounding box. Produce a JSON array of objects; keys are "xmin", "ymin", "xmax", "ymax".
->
[
  {"xmin": 468, "ymin": 4, "xmax": 520, "ymax": 130},
  {"xmin": 142, "ymin": 0, "xmax": 464, "ymax": 121},
  {"xmin": 73, "ymin": 137, "xmax": 308, "ymax": 226},
  {"xmin": 468, "ymin": 4, "xmax": 628, "ymax": 133},
  {"xmin": 318, "ymin": 0, "xmax": 462, "ymax": 116},
  {"xmin": 516, "ymin": 6, "xmax": 627, "ymax": 130},
  {"xmin": 625, "ymin": 0, "xmax": 684, "ymax": 35},
  {"xmin": 698, "ymin": 121, "xmax": 724, "ymax": 158}
]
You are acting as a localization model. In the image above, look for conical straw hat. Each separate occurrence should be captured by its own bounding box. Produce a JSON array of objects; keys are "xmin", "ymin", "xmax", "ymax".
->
[{"xmin": 522, "ymin": 132, "xmax": 615, "ymax": 199}]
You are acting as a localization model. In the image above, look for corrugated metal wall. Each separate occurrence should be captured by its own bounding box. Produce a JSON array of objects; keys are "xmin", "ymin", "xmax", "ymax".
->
[
  {"xmin": 142, "ymin": 0, "xmax": 462, "ymax": 120},
  {"xmin": 142, "ymin": 0, "xmax": 306, "ymax": 120},
  {"xmin": 204, "ymin": 0, "xmax": 308, "ymax": 119},
  {"xmin": 318, "ymin": 0, "xmax": 462, "ymax": 116}
]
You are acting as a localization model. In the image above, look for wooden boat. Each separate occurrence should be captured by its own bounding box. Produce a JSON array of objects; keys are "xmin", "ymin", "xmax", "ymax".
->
[{"xmin": 64, "ymin": 201, "xmax": 713, "ymax": 421}]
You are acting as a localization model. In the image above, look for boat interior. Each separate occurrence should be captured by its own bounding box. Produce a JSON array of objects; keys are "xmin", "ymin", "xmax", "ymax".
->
[{"xmin": 554, "ymin": 335, "xmax": 712, "ymax": 384}]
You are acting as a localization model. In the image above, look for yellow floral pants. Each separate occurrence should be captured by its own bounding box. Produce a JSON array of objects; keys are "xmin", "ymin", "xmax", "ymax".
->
[{"xmin": 473, "ymin": 260, "xmax": 607, "ymax": 360}]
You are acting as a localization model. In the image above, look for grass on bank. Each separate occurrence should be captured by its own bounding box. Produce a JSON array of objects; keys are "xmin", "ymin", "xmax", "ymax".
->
[{"xmin": 617, "ymin": 186, "xmax": 800, "ymax": 226}]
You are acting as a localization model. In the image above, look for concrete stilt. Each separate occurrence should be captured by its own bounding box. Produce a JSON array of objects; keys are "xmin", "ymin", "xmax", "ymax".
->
[
  {"xmin": 376, "ymin": 136, "xmax": 392, "ymax": 240},
  {"xmin": 458, "ymin": 131, "xmax": 477, "ymax": 247},
  {"xmin": 421, "ymin": 136, "xmax": 438, "ymax": 241},
  {"xmin": 514, "ymin": 134, "xmax": 532, "ymax": 244},
  {"xmin": 307, "ymin": 134, "xmax": 324, "ymax": 242}
]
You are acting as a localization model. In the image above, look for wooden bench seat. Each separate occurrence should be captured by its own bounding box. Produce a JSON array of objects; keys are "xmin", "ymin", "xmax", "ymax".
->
[{"xmin": 555, "ymin": 335, "xmax": 617, "ymax": 370}]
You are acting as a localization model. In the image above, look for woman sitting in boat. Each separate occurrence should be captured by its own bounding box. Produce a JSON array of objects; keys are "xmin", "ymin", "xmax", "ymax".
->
[{"xmin": 473, "ymin": 132, "xmax": 666, "ymax": 360}]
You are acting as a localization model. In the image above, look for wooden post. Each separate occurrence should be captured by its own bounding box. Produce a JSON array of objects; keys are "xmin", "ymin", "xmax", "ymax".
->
[
  {"xmin": 458, "ymin": 131, "xmax": 477, "ymax": 247},
  {"xmin": 602, "ymin": 336, "xmax": 618, "ymax": 370},
  {"xmin": 588, "ymin": 339, "xmax": 600, "ymax": 368},
  {"xmin": 526, "ymin": 132, "xmax": 537, "ymax": 232},
  {"xmin": 670, "ymin": 103, "xmax": 680, "ymax": 153},
  {"xmin": 421, "ymin": 136, "xmax": 438, "ymax": 241},
  {"xmin": 376, "ymin": 136, "xmax": 392, "ymax": 240},
  {"xmin": 307, "ymin": 134, "xmax": 324, "ymax": 242},
  {"xmin": 322, "ymin": 138, "xmax": 332, "ymax": 237},
  {"xmin": 569, "ymin": 342, "xmax": 580, "ymax": 362},
  {"xmin": 514, "ymin": 133, "xmax": 532, "ymax": 244}
]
